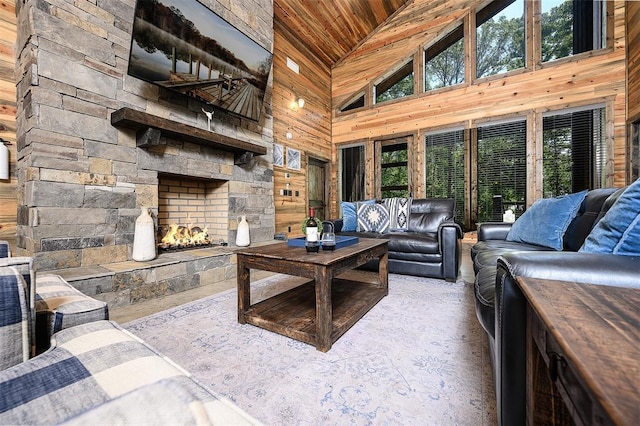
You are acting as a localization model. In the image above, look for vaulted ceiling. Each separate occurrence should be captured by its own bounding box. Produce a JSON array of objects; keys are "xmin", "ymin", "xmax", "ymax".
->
[{"xmin": 273, "ymin": 0, "xmax": 409, "ymax": 67}]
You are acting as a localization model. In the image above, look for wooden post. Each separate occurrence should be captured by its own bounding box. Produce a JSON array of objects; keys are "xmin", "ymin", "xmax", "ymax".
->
[
  {"xmin": 315, "ymin": 266, "xmax": 332, "ymax": 352},
  {"xmin": 236, "ymin": 254, "xmax": 250, "ymax": 324}
]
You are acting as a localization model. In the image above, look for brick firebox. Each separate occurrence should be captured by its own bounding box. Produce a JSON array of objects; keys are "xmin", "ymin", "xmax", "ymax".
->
[{"xmin": 157, "ymin": 175, "xmax": 229, "ymax": 245}]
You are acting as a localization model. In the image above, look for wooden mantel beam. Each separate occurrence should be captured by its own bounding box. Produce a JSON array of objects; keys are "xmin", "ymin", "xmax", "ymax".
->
[{"xmin": 110, "ymin": 107, "xmax": 267, "ymax": 156}]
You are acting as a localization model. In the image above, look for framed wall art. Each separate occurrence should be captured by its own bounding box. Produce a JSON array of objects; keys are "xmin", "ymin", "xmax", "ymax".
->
[
  {"xmin": 287, "ymin": 147, "xmax": 301, "ymax": 171},
  {"xmin": 273, "ymin": 143, "xmax": 284, "ymax": 167}
]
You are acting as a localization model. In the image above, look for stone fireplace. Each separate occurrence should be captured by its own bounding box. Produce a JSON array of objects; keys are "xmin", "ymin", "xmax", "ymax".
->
[{"xmin": 14, "ymin": 0, "xmax": 275, "ymax": 307}]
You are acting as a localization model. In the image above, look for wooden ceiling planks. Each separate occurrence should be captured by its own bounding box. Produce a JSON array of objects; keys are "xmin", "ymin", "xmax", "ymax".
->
[{"xmin": 273, "ymin": 0, "xmax": 409, "ymax": 67}]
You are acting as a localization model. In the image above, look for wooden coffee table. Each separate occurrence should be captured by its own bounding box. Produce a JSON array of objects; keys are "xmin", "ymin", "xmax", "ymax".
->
[{"xmin": 236, "ymin": 238, "xmax": 388, "ymax": 352}]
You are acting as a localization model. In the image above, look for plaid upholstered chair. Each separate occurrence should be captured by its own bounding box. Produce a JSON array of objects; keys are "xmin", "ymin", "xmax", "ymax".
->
[
  {"xmin": 0, "ymin": 266, "xmax": 31, "ymax": 370},
  {"xmin": 0, "ymin": 241, "xmax": 109, "ymax": 367}
]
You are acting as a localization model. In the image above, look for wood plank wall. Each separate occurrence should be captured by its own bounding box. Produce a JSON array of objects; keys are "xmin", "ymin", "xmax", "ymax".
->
[
  {"xmin": 0, "ymin": 1, "xmax": 635, "ymax": 240},
  {"xmin": 330, "ymin": 0, "xmax": 629, "ymax": 219},
  {"xmin": 272, "ymin": 19, "xmax": 332, "ymax": 238},
  {"xmin": 0, "ymin": 1, "xmax": 15, "ymax": 247},
  {"xmin": 627, "ymin": 1, "xmax": 640, "ymax": 122}
]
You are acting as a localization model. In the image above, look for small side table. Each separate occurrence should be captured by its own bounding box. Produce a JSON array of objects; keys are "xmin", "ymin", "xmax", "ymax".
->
[{"xmin": 516, "ymin": 277, "xmax": 640, "ymax": 426}]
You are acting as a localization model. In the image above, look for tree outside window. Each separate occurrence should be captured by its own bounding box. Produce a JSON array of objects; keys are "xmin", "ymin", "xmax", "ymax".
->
[
  {"xmin": 380, "ymin": 142, "xmax": 409, "ymax": 198},
  {"xmin": 375, "ymin": 61, "xmax": 414, "ymax": 104},
  {"xmin": 476, "ymin": 0, "xmax": 525, "ymax": 78},
  {"xmin": 424, "ymin": 26, "xmax": 464, "ymax": 91},
  {"xmin": 425, "ymin": 130, "xmax": 466, "ymax": 227},
  {"xmin": 541, "ymin": 0, "xmax": 574, "ymax": 61},
  {"xmin": 542, "ymin": 0, "xmax": 605, "ymax": 63},
  {"xmin": 476, "ymin": 121, "xmax": 527, "ymax": 222},
  {"xmin": 543, "ymin": 107, "xmax": 606, "ymax": 197}
]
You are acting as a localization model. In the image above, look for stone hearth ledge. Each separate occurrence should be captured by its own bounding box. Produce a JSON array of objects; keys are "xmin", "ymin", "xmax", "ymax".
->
[{"xmin": 42, "ymin": 246, "xmax": 239, "ymax": 309}]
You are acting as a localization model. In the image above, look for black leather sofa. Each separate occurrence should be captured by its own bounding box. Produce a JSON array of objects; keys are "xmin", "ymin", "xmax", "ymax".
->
[
  {"xmin": 327, "ymin": 198, "xmax": 462, "ymax": 281},
  {"xmin": 471, "ymin": 187, "xmax": 640, "ymax": 425}
]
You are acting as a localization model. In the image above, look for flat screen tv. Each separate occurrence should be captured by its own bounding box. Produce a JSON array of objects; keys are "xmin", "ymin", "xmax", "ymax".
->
[{"xmin": 128, "ymin": 0, "xmax": 273, "ymax": 122}]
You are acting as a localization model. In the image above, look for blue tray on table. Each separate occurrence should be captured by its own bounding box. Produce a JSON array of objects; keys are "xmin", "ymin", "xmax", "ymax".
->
[{"xmin": 287, "ymin": 235, "xmax": 359, "ymax": 249}]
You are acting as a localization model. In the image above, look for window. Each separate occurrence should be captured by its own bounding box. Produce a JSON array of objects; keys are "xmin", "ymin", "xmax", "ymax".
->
[
  {"xmin": 543, "ymin": 106, "xmax": 606, "ymax": 197},
  {"xmin": 541, "ymin": 0, "xmax": 606, "ymax": 63},
  {"xmin": 476, "ymin": 0, "xmax": 525, "ymax": 78},
  {"xmin": 379, "ymin": 141, "xmax": 408, "ymax": 198},
  {"xmin": 425, "ymin": 130, "xmax": 466, "ymax": 227},
  {"xmin": 339, "ymin": 145, "xmax": 366, "ymax": 202},
  {"xmin": 632, "ymin": 120, "xmax": 640, "ymax": 182},
  {"xmin": 375, "ymin": 61, "xmax": 414, "ymax": 104},
  {"xmin": 424, "ymin": 26, "xmax": 464, "ymax": 92},
  {"xmin": 476, "ymin": 120, "xmax": 527, "ymax": 222},
  {"xmin": 339, "ymin": 93, "xmax": 365, "ymax": 113}
]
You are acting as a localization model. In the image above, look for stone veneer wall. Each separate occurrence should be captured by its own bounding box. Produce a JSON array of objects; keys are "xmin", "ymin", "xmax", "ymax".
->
[{"xmin": 14, "ymin": 0, "xmax": 275, "ymax": 271}]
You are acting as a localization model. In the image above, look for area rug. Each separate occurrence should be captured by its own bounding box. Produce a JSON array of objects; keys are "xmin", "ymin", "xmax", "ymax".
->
[{"xmin": 125, "ymin": 273, "xmax": 497, "ymax": 425}]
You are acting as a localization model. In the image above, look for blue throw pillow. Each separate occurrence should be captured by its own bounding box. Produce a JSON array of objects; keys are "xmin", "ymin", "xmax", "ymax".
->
[
  {"xmin": 580, "ymin": 178, "xmax": 640, "ymax": 255},
  {"xmin": 341, "ymin": 199, "xmax": 375, "ymax": 232},
  {"xmin": 506, "ymin": 190, "xmax": 588, "ymax": 250}
]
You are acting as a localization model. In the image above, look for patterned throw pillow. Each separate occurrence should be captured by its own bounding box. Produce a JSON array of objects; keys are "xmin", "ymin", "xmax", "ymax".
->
[
  {"xmin": 383, "ymin": 197, "xmax": 412, "ymax": 231},
  {"xmin": 357, "ymin": 203, "xmax": 390, "ymax": 233},
  {"xmin": 341, "ymin": 199, "xmax": 375, "ymax": 232}
]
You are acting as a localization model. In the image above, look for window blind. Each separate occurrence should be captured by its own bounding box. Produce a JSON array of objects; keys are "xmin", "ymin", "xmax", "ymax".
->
[
  {"xmin": 425, "ymin": 130, "xmax": 466, "ymax": 227},
  {"xmin": 340, "ymin": 145, "xmax": 365, "ymax": 202},
  {"xmin": 477, "ymin": 120, "xmax": 527, "ymax": 222},
  {"xmin": 543, "ymin": 107, "xmax": 606, "ymax": 196}
]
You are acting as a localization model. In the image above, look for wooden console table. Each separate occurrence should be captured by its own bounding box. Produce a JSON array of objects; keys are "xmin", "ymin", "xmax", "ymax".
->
[{"xmin": 517, "ymin": 277, "xmax": 640, "ymax": 425}]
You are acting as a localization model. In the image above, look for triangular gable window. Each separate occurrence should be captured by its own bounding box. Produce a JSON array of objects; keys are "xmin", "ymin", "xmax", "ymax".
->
[
  {"xmin": 339, "ymin": 93, "xmax": 366, "ymax": 113},
  {"xmin": 374, "ymin": 60, "xmax": 414, "ymax": 104}
]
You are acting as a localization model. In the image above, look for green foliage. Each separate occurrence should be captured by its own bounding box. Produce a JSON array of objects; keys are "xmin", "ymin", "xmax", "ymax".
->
[
  {"xmin": 541, "ymin": 1, "xmax": 574, "ymax": 62},
  {"xmin": 381, "ymin": 148, "xmax": 409, "ymax": 198},
  {"xmin": 476, "ymin": 15, "xmax": 525, "ymax": 78},
  {"xmin": 543, "ymin": 128, "xmax": 573, "ymax": 197},
  {"xmin": 425, "ymin": 133, "xmax": 466, "ymax": 226},
  {"xmin": 376, "ymin": 73, "xmax": 414, "ymax": 103},
  {"xmin": 477, "ymin": 129, "xmax": 527, "ymax": 222},
  {"xmin": 425, "ymin": 38, "xmax": 465, "ymax": 91}
]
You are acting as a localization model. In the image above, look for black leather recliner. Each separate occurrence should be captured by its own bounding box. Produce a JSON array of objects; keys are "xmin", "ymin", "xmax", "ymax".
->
[
  {"xmin": 471, "ymin": 187, "xmax": 640, "ymax": 425},
  {"xmin": 328, "ymin": 198, "xmax": 462, "ymax": 281}
]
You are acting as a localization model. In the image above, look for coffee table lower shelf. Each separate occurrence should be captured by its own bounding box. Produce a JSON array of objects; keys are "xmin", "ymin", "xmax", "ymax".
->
[{"xmin": 243, "ymin": 277, "xmax": 386, "ymax": 349}]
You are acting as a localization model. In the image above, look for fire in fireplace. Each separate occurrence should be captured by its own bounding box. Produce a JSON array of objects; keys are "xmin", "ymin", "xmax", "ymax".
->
[
  {"xmin": 156, "ymin": 175, "xmax": 229, "ymax": 252},
  {"xmin": 157, "ymin": 223, "xmax": 227, "ymax": 252}
]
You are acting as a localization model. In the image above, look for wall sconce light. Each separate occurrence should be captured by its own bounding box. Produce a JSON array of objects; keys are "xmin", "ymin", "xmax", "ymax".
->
[
  {"xmin": 0, "ymin": 139, "xmax": 10, "ymax": 180},
  {"xmin": 297, "ymin": 97, "xmax": 305, "ymax": 108},
  {"xmin": 285, "ymin": 132, "xmax": 293, "ymax": 140}
]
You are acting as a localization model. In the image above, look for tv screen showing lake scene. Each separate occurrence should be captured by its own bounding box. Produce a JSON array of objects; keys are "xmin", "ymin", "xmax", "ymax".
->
[{"xmin": 128, "ymin": 0, "xmax": 273, "ymax": 121}]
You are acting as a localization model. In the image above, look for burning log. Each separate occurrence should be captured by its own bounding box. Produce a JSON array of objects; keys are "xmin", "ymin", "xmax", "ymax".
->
[{"xmin": 159, "ymin": 223, "xmax": 211, "ymax": 249}]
